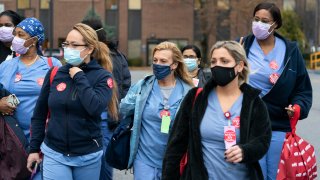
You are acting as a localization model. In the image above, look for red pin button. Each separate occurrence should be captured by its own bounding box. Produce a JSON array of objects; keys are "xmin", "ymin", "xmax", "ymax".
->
[
  {"xmin": 37, "ymin": 78, "xmax": 44, "ymax": 86},
  {"xmin": 160, "ymin": 110, "xmax": 170, "ymax": 118},
  {"xmin": 15, "ymin": 73, "xmax": 22, "ymax": 82},
  {"xmin": 107, "ymin": 78, "xmax": 113, "ymax": 88},
  {"xmin": 269, "ymin": 60, "xmax": 279, "ymax": 70},
  {"xmin": 224, "ymin": 111, "xmax": 231, "ymax": 119},
  {"xmin": 269, "ymin": 73, "xmax": 280, "ymax": 85},
  {"xmin": 224, "ymin": 129, "xmax": 236, "ymax": 142},
  {"xmin": 232, "ymin": 116, "xmax": 240, "ymax": 128},
  {"xmin": 56, "ymin": 82, "xmax": 67, "ymax": 92}
]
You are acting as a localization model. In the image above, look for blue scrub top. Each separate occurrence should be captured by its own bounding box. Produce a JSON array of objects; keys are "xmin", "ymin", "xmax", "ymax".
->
[
  {"xmin": 248, "ymin": 37, "xmax": 286, "ymax": 97},
  {"xmin": 0, "ymin": 56, "xmax": 62, "ymax": 138},
  {"xmin": 200, "ymin": 90, "xmax": 249, "ymax": 180},
  {"xmin": 136, "ymin": 79, "xmax": 184, "ymax": 168}
]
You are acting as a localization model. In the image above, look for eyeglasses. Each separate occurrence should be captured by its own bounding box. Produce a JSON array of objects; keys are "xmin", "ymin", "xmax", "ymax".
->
[
  {"xmin": 252, "ymin": 17, "xmax": 273, "ymax": 24},
  {"xmin": 61, "ymin": 42, "xmax": 87, "ymax": 49}
]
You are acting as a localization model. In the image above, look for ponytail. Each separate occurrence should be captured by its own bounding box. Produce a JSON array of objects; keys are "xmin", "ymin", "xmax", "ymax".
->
[{"xmin": 94, "ymin": 42, "xmax": 119, "ymax": 121}]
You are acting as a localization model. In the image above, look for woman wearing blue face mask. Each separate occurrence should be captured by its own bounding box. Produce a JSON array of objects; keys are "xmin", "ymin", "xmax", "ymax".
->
[
  {"xmin": 27, "ymin": 23, "xmax": 118, "ymax": 179},
  {"xmin": 119, "ymin": 41, "xmax": 193, "ymax": 179},
  {"xmin": 0, "ymin": 17, "xmax": 62, "ymax": 139},
  {"xmin": 0, "ymin": 10, "xmax": 24, "ymax": 63},
  {"xmin": 239, "ymin": 2, "xmax": 312, "ymax": 180},
  {"xmin": 181, "ymin": 45, "xmax": 211, "ymax": 87}
]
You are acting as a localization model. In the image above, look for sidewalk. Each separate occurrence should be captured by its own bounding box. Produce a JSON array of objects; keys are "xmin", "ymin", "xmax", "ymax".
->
[{"xmin": 308, "ymin": 69, "xmax": 320, "ymax": 74}]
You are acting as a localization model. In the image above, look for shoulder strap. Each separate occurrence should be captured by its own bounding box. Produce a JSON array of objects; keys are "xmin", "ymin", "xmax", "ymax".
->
[
  {"xmin": 192, "ymin": 88, "xmax": 203, "ymax": 107},
  {"xmin": 47, "ymin": 57, "xmax": 53, "ymax": 68},
  {"xmin": 50, "ymin": 67, "xmax": 59, "ymax": 85}
]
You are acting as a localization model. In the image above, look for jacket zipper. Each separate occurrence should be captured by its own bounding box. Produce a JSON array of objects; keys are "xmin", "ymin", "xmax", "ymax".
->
[
  {"xmin": 65, "ymin": 82, "xmax": 73, "ymax": 156},
  {"xmin": 93, "ymin": 139, "xmax": 100, "ymax": 147}
]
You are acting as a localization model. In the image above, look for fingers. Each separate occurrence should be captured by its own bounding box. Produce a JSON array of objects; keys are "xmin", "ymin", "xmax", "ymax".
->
[
  {"xmin": 27, "ymin": 153, "xmax": 41, "ymax": 172},
  {"xmin": 285, "ymin": 104, "xmax": 295, "ymax": 117},
  {"xmin": 225, "ymin": 145, "xmax": 243, "ymax": 163}
]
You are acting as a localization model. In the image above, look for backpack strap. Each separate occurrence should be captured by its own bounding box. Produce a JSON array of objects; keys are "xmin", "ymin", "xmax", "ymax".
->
[
  {"xmin": 47, "ymin": 57, "xmax": 53, "ymax": 68},
  {"xmin": 50, "ymin": 66, "xmax": 59, "ymax": 85}
]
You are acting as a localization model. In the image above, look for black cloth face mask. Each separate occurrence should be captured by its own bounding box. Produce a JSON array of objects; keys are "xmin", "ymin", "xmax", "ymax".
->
[{"xmin": 211, "ymin": 65, "xmax": 238, "ymax": 86}]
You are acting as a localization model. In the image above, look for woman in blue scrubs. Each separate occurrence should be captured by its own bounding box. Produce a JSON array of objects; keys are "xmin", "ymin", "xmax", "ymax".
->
[
  {"xmin": 162, "ymin": 41, "xmax": 271, "ymax": 180},
  {"xmin": 0, "ymin": 17, "xmax": 61, "ymax": 139},
  {"xmin": 120, "ymin": 41, "xmax": 193, "ymax": 180},
  {"xmin": 240, "ymin": 3, "xmax": 312, "ymax": 179}
]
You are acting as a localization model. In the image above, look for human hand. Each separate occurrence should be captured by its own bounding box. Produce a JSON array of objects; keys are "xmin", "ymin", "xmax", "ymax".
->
[
  {"xmin": 27, "ymin": 153, "xmax": 42, "ymax": 172},
  {"xmin": 285, "ymin": 104, "xmax": 295, "ymax": 118},
  {"xmin": 0, "ymin": 96, "xmax": 16, "ymax": 115},
  {"xmin": 225, "ymin": 145, "xmax": 243, "ymax": 163},
  {"xmin": 69, "ymin": 67, "xmax": 82, "ymax": 79}
]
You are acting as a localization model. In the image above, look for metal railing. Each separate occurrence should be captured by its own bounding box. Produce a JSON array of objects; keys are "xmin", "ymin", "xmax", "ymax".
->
[{"xmin": 310, "ymin": 52, "xmax": 320, "ymax": 69}]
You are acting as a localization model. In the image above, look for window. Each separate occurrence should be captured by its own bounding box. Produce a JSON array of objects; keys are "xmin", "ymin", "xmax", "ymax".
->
[
  {"xmin": 217, "ymin": 0, "xmax": 230, "ymax": 10},
  {"xmin": 105, "ymin": 0, "xmax": 119, "ymax": 39},
  {"xmin": 106, "ymin": 0, "xmax": 118, "ymax": 10},
  {"xmin": 129, "ymin": 0, "xmax": 141, "ymax": 10},
  {"xmin": 40, "ymin": 0, "xmax": 49, "ymax": 9},
  {"xmin": 17, "ymin": 0, "xmax": 30, "ymax": 9},
  {"xmin": 283, "ymin": 0, "xmax": 296, "ymax": 10}
]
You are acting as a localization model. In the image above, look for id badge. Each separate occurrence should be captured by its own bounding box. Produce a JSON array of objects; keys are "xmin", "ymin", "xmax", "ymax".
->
[
  {"xmin": 224, "ymin": 126, "xmax": 236, "ymax": 149},
  {"xmin": 161, "ymin": 115, "xmax": 171, "ymax": 134}
]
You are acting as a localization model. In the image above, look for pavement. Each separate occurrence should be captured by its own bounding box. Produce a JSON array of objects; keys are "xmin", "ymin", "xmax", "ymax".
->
[{"xmin": 113, "ymin": 68, "xmax": 320, "ymax": 179}]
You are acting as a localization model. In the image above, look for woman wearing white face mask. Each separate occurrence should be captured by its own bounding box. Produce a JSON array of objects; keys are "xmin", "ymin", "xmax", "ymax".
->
[
  {"xmin": 181, "ymin": 45, "xmax": 211, "ymax": 87},
  {"xmin": 0, "ymin": 17, "xmax": 61, "ymax": 140},
  {"xmin": 239, "ymin": 2, "xmax": 312, "ymax": 180},
  {"xmin": 0, "ymin": 10, "xmax": 23, "ymax": 63},
  {"xmin": 27, "ymin": 23, "xmax": 119, "ymax": 180}
]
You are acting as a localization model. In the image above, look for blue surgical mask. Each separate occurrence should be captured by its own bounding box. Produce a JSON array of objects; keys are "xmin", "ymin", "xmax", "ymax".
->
[
  {"xmin": 184, "ymin": 58, "xmax": 198, "ymax": 71},
  {"xmin": 153, "ymin": 63, "xmax": 172, "ymax": 80},
  {"xmin": 63, "ymin": 47, "xmax": 87, "ymax": 66}
]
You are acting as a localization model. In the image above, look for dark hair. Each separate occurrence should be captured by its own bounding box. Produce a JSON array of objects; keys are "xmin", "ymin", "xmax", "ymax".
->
[
  {"xmin": 81, "ymin": 18, "xmax": 118, "ymax": 50},
  {"xmin": 253, "ymin": 2, "xmax": 282, "ymax": 29},
  {"xmin": 0, "ymin": 10, "xmax": 24, "ymax": 26},
  {"xmin": 181, "ymin": 44, "xmax": 202, "ymax": 59}
]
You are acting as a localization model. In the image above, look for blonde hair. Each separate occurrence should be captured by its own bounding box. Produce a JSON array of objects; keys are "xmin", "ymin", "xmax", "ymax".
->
[
  {"xmin": 152, "ymin": 41, "xmax": 194, "ymax": 86},
  {"xmin": 73, "ymin": 23, "xmax": 119, "ymax": 121},
  {"xmin": 209, "ymin": 41, "xmax": 249, "ymax": 85}
]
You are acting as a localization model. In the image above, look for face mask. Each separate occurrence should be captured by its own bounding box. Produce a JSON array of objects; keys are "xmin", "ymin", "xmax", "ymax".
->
[
  {"xmin": 153, "ymin": 63, "xmax": 172, "ymax": 80},
  {"xmin": 11, "ymin": 36, "xmax": 32, "ymax": 55},
  {"xmin": 252, "ymin": 21, "xmax": 275, "ymax": 40},
  {"xmin": 184, "ymin": 58, "xmax": 198, "ymax": 72},
  {"xmin": 63, "ymin": 47, "xmax": 87, "ymax": 66},
  {"xmin": 211, "ymin": 65, "xmax": 238, "ymax": 86},
  {"xmin": 0, "ymin": 27, "xmax": 14, "ymax": 42}
]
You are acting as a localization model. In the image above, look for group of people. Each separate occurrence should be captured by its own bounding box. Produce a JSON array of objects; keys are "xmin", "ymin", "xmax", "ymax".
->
[{"xmin": 0, "ymin": 2, "xmax": 313, "ymax": 180}]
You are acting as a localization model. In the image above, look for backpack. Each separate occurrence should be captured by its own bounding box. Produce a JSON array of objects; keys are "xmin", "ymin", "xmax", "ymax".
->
[{"xmin": 105, "ymin": 114, "xmax": 133, "ymax": 170}]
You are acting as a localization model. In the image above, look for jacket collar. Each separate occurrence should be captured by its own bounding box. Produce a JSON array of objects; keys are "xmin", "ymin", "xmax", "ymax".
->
[
  {"xmin": 243, "ymin": 32, "xmax": 297, "ymax": 63},
  {"xmin": 60, "ymin": 59, "xmax": 103, "ymax": 73}
]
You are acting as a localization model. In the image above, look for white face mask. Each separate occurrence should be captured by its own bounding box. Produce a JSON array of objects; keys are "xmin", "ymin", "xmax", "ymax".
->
[
  {"xmin": 252, "ymin": 21, "xmax": 275, "ymax": 40},
  {"xmin": 0, "ymin": 26, "xmax": 14, "ymax": 42}
]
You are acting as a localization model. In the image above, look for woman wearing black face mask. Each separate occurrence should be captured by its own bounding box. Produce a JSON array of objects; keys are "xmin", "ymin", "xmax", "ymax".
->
[{"xmin": 162, "ymin": 41, "xmax": 271, "ymax": 180}]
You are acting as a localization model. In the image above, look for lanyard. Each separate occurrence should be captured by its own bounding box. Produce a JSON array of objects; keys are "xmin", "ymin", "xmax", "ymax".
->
[{"xmin": 224, "ymin": 111, "xmax": 231, "ymax": 126}]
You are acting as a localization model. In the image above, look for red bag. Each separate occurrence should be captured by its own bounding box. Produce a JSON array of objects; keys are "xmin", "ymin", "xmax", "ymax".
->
[
  {"xmin": 180, "ymin": 88, "xmax": 202, "ymax": 175},
  {"xmin": 277, "ymin": 105, "xmax": 317, "ymax": 180}
]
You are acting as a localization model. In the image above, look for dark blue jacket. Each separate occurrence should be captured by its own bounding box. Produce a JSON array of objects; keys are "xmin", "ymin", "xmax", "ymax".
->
[
  {"xmin": 242, "ymin": 33, "xmax": 312, "ymax": 132},
  {"xmin": 29, "ymin": 60, "xmax": 113, "ymax": 156}
]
